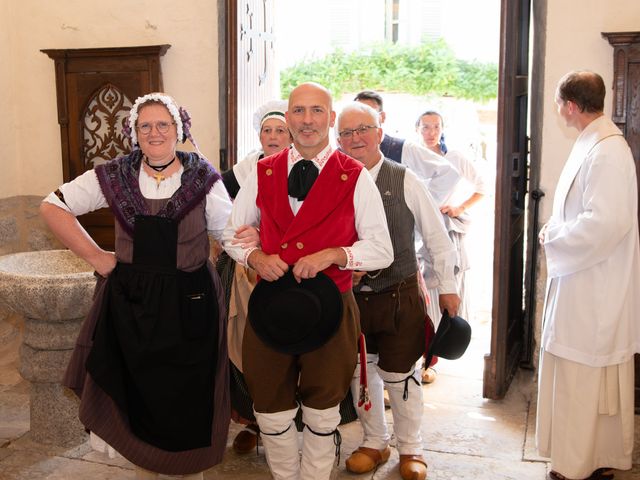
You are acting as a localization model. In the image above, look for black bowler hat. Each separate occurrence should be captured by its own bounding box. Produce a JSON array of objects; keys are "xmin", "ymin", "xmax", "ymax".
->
[
  {"xmin": 425, "ymin": 310, "xmax": 471, "ymax": 367},
  {"xmin": 248, "ymin": 271, "xmax": 343, "ymax": 355}
]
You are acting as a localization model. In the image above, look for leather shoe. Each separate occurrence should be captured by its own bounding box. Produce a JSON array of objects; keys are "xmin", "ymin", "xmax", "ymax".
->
[
  {"xmin": 345, "ymin": 446, "xmax": 391, "ymax": 474},
  {"xmin": 232, "ymin": 423, "xmax": 260, "ymax": 454},
  {"xmin": 399, "ymin": 454, "xmax": 427, "ymax": 480}
]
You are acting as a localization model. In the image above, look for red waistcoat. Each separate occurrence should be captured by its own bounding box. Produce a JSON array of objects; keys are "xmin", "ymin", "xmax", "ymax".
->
[{"xmin": 256, "ymin": 148, "xmax": 362, "ymax": 292}]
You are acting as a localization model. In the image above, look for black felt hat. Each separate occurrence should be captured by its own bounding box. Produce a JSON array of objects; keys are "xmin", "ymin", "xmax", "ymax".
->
[
  {"xmin": 248, "ymin": 271, "xmax": 343, "ymax": 355},
  {"xmin": 425, "ymin": 310, "xmax": 471, "ymax": 367}
]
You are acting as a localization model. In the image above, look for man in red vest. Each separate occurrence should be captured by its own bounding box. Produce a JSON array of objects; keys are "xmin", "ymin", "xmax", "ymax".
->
[{"xmin": 223, "ymin": 82, "xmax": 393, "ymax": 480}]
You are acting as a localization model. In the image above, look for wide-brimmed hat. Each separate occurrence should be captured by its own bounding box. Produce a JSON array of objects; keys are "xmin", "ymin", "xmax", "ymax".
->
[
  {"xmin": 248, "ymin": 271, "xmax": 343, "ymax": 355},
  {"xmin": 424, "ymin": 310, "xmax": 471, "ymax": 367}
]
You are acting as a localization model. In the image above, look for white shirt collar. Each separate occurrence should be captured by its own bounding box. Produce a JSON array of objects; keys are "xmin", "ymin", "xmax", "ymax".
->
[
  {"xmin": 367, "ymin": 152, "xmax": 385, "ymax": 181},
  {"xmin": 288, "ymin": 144, "xmax": 334, "ymax": 171}
]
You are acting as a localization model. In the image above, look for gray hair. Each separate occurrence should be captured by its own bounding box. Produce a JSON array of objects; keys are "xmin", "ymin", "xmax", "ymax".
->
[{"xmin": 335, "ymin": 102, "xmax": 380, "ymax": 133}]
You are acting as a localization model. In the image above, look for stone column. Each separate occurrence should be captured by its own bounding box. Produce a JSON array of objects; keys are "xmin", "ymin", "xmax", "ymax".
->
[{"xmin": 0, "ymin": 250, "xmax": 96, "ymax": 447}]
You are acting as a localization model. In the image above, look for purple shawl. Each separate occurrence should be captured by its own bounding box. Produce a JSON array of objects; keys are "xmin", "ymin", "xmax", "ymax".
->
[{"xmin": 95, "ymin": 150, "xmax": 222, "ymax": 235}]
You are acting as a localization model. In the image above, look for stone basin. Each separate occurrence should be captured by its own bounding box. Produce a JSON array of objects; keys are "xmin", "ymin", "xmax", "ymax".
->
[
  {"xmin": 0, "ymin": 249, "xmax": 95, "ymax": 321},
  {"xmin": 0, "ymin": 249, "xmax": 97, "ymax": 446}
]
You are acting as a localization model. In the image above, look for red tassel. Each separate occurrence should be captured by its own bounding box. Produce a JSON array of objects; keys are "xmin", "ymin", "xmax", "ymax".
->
[
  {"xmin": 417, "ymin": 267, "xmax": 439, "ymax": 368},
  {"xmin": 357, "ymin": 333, "xmax": 371, "ymax": 411}
]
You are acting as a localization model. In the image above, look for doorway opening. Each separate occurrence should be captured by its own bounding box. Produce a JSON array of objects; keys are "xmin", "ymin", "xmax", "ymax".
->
[{"xmin": 222, "ymin": 0, "xmax": 533, "ymax": 399}]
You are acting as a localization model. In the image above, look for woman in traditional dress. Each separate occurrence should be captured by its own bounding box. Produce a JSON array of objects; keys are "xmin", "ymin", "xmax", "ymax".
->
[{"xmin": 40, "ymin": 93, "xmax": 232, "ymax": 479}]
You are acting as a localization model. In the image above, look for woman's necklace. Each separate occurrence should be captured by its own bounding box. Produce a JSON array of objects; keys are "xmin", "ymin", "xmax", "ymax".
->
[{"xmin": 144, "ymin": 156, "xmax": 176, "ymax": 186}]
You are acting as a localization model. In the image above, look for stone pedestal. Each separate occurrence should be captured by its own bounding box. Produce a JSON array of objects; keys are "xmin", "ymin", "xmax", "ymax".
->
[{"xmin": 0, "ymin": 250, "xmax": 96, "ymax": 446}]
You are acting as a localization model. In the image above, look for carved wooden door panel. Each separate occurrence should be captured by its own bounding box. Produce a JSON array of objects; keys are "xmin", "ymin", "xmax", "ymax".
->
[
  {"xmin": 42, "ymin": 45, "xmax": 170, "ymax": 250},
  {"xmin": 483, "ymin": 0, "xmax": 531, "ymax": 399},
  {"xmin": 224, "ymin": 0, "xmax": 278, "ymax": 170},
  {"xmin": 602, "ymin": 31, "xmax": 640, "ymax": 412}
]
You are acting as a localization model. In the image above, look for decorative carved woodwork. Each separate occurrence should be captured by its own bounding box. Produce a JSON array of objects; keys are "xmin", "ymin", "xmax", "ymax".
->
[
  {"xmin": 602, "ymin": 31, "xmax": 640, "ymax": 413},
  {"xmin": 42, "ymin": 45, "xmax": 170, "ymax": 250},
  {"xmin": 82, "ymin": 84, "xmax": 133, "ymax": 169}
]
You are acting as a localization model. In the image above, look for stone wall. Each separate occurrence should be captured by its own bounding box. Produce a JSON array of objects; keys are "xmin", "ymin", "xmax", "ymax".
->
[
  {"xmin": 0, "ymin": 195, "xmax": 62, "ymax": 256},
  {"xmin": 0, "ymin": 195, "xmax": 63, "ymax": 337}
]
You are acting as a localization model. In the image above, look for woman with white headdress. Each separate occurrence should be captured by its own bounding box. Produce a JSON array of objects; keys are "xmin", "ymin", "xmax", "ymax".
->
[
  {"xmin": 40, "ymin": 93, "xmax": 232, "ymax": 479},
  {"xmin": 219, "ymin": 99, "xmax": 291, "ymax": 454},
  {"xmin": 222, "ymin": 99, "xmax": 291, "ymax": 198}
]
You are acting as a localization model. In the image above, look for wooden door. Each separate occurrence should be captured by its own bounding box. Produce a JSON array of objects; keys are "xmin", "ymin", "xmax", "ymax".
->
[
  {"xmin": 223, "ymin": 0, "xmax": 279, "ymax": 171},
  {"xmin": 483, "ymin": 0, "xmax": 531, "ymax": 399},
  {"xmin": 42, "ymin": 45, "xmax": 170, "ymax": 250},
  {"xmin": 602, "ymin": 31, "xmax": 640, "ymax": 412}
]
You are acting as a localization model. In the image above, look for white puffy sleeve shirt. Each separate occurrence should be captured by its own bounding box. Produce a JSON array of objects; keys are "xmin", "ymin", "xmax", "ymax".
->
[
  {"xmin": 43, "ymin": 166, "xmax": 232, "ymax": 241},
  {"xmin": 443, "ymin": 150, "xmax": 488, "ymax": 207},
  {"xmin": 222, "ymin": 145, "xmax": 393, "ymax": 271},
  {"xmin": 233, "ymin": 149, "xmax": 263, "ymax": 190},
  {"xmin": 397, "ymin": 138, "xmax": 461, "ymax": 206}
]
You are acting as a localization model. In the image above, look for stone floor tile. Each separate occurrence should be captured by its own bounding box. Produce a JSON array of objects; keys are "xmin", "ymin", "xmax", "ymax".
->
[
  {"xmin": 615, "ymin": 465, "xmax": 640, "ymax": 479},
  {"xmin": 0, "ymin": 447, "xmax": 13, "ymax": 461},
  {"xmin": 374, "ymin": 449, "xmax": 547, "ymax": 480},
  {"xmin": 0, "ymin": 387, "xmax": 30, "ymax": 441},
  {"xmin": 523, "ymin": 397, "xmax": 549, "ymax": 463},
  {"xmin": 419, "ymin": 395, "xmax": 530, "ymax": 461},
  {"xmin": 80, "ymin": 449, "xmax": 136, "ymax": 470},
  {"xmin": 421, "ymin": 372, "xmax": 487, "ymax": 409},
  {"xmin": 0, "ymin": 449, "xmax": 134, "ymax": 479}
]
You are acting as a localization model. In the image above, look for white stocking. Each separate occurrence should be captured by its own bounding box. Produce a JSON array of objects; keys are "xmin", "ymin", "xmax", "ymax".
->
[
  {"xmin": 300, "ymin": 403, "xmax": 341, "ymax": 480},
  {"xmin": 379, "ymin": 367, "xmax": 424, "ymax": 455},
  {"xmin": 350, "ymin": 353, "xmax": 390, "ymax": 450},
  {"xmin": 254, "ymin": 406, "xmax": 301, "ymax": 480}
]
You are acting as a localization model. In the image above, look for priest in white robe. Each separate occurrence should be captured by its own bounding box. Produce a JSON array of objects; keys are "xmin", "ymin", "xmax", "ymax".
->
[{"xmin": 536, "ymin": 70, "xmax": 640, "ymax": 480}]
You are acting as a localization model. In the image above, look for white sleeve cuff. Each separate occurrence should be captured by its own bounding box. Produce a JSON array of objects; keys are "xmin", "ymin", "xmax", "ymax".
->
[
  {"xmin": 42, "ymin": 192, "xmax": 72, "ymax": 213},
  {"xmin": 242, "ymin": 247, "xmax": 258, "ymax": 267},
  {"xmin": 340, "ymin": 246, "xmax": 363, "ymax": 270}
]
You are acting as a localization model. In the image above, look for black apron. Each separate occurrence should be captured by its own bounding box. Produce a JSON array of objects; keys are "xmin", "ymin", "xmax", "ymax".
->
[{"xmin": 87, "ymin": 215, "xmax": 219, "ymax": 452}]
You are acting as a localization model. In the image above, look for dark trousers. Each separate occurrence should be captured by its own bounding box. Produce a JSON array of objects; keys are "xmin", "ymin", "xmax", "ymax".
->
[
  {"xmin": 355, "ymin": 273, "xmax": 426, "ymax": 373},
  {"xmin": 243, "ymin": 291, "xmax": 360, "ymax": 413}
]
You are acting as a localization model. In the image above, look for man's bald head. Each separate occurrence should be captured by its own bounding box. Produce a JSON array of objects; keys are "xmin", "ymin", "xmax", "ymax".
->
[
  {"xmin": 288, "ymin": 82, "xmax": 333, "ymax": 111},
  {"xmin": 285, "ymin": 82, "xmax": 336, "ymax": 158}
]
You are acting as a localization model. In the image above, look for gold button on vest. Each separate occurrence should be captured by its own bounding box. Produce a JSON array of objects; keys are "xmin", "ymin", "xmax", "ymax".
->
[
  {"xmin": 266, "ymin": 168, "xmax": 273, "ymax": 176},
  {"xmin": 296, "ymin": 242, "xmax": 304, "ymax": 249},
  {"xmin": 281, "ymin": 243, "xmax": 288, "ymax": 249}
]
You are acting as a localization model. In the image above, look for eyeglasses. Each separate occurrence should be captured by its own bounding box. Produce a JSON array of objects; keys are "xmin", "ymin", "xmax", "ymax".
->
[
  {"xmin": 136, "ymin": 121, "xmax": 175, "ymax": 135},
  {"xmin": 338, "ymin": 125, "xmax": 378, "ymax": 139}
]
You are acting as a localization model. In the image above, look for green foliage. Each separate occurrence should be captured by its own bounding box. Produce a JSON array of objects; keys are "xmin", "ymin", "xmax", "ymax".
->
[{"xmin": 280, "ymin": 39, "xmax": 498, "ymax": 102}]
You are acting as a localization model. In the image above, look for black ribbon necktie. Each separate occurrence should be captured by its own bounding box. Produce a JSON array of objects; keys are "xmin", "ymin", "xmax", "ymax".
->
[{"xmin": 288, "ymin": 160, "xmax": 319, "ymax": 201}]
